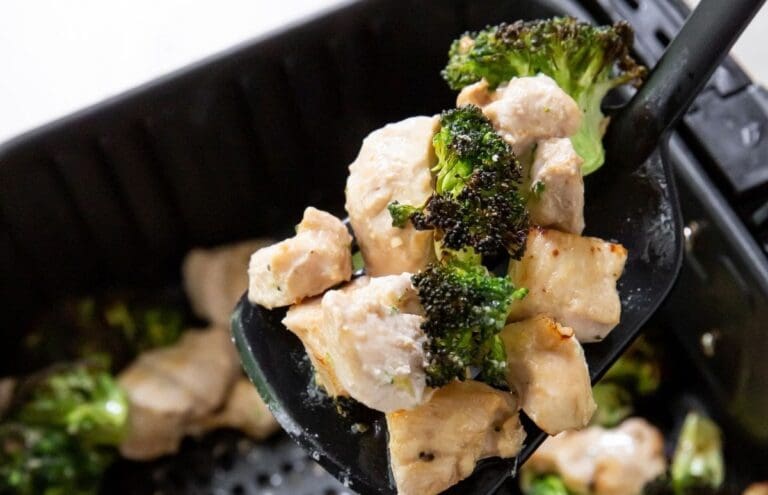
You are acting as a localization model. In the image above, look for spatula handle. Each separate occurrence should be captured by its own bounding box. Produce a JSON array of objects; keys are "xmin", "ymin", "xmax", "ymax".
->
[{"xmin": 606, "ymin": 0, "xmax": 765, "ymax": 166}]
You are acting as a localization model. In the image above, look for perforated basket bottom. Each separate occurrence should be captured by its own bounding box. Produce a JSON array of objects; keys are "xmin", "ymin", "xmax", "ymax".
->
[{"xmin": 103, "ymin": 431, "xmax": 353, "ymax": 495}]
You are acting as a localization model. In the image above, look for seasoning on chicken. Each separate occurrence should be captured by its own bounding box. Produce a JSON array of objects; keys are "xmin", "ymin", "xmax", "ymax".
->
[
  {"xmin": 456, "ymin": 75, "xmax": 582, "ymax": 156},
  {"xmin": 183, "ymin": 239, "xmax": 272, "ymax": 326},
  {"xmin": 525, "ymin": 418, "xmax": 666, "ymax": 495},
  {"xmin": 345, "ymin": 116, "xmax": 438, "ymax": 276},
  {"xmin": 118, "ymin": 327, "xmax": 240, "ymax": 460},
  {"xmin": 187, "ymin": 378, "xmax": 279, "ymax": 441},
  {"xmin": 507, "ymin": 227, "xmax": 627, "ymax": 342},
  {"xmin": 281, "ymin": 280, "xmax": 370, "ymax": 398},
  {"xmin": 248, "ymin": 207, "xmax": 352, "ymax": 309},
  {"xmin": 528, "ymin": 138, "xmax": 585, "ymax": 234},
  {"xmin": 387, "ymin": 380, "xmax": 525, "ymax": 495},
  {"xmin": 500, "ymin": 315, "xmax": 595, "ymax": 434},
  {"xmin": 317, "ymin": 274, "xmax": 428, "ymax": 412}
]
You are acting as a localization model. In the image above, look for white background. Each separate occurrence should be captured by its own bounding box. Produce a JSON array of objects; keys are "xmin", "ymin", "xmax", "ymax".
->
[{"xmin": 0, "ymin": 0, "xmax": 765, "ymax": 144}]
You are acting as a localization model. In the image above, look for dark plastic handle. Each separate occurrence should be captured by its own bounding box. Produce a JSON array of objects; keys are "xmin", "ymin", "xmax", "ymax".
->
[{"xmin": 606, "ymin": 0, "xmax": 765, "ymax": 165}]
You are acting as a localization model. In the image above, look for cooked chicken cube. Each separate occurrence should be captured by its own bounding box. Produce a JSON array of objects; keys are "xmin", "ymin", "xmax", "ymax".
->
[
  {"xmin": 0, "ymin": 378, "xmax": 16, "ymax": 418},
  {"xmin": 744, "ymin": 482, "xmax": 768, "ymax": 495},
  {"xmin": 183, "ymin": 239, "xmax": 272, "ymax": 326},
  {"xmin": 456, "ymin": 79, "xmax": 499, "ymax": 107},
  {"xmin": 457, "ymin": 75, "xmax": 582, "ymax": 155},
  {"xmin": 281, "ymin": 280, "xmax": 369, "ymax": 398},
  {"xmin": 500, "ymin": 316, "xmax": 595, "ymax": 434},
  {"xmin": 118, "ymin": 327, "xmax": 241, "ymax": 460},
  {"xmin": 134, "ymin": 327, "xmax": 240, "ymax": 415},
  {"xmin": 187, "ymin": 378, "xmax": 279, "ymax": 440},
  {"xmin": 345, "ymin": 116, "xmax": 438, "ymax": 276},
  {"xmin": 319, "ymin": 274, "xmax": 428, "ymax": 412},
  {"xmin": 248, "ymin": 207, "xmax": 352, "ymax": 309},
  {"xmin": 529, "ymin": 138, "xmax": 585, "ymax": 234},
  {"xmin": 118, "ymin": 368, "xmax": 195, "ymax": 460},
  {"xmin": 387, "ymin": 380, "xmax": 525, "ymax": 495},
  {"xmin": 526, "ymin": 418, "xmax": 667, "ymax": 495},
  {"xmin": 508, "ymin": 228, "xmax": 627, "ymax": 342}
]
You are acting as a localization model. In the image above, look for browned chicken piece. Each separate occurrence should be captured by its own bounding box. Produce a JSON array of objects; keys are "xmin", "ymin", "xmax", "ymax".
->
[
  {"xmin": 320, "ymin": 274, "xmax": 428, "ymax": 413},
  {"xmin": 286, "ymin": 274, "xmax": 428, "ymax": 412},
  {"xmin": 248, "ymin": 207, "xmax": 352, "ymax": 309},
  {"xmin": 508, "ymin": 228, "xmax": 627, "ymax": 342},
  {"xmin": 500, "ymin": 316, "xmax": 595, "ymax": 434},
  {"xmin": 345, "ymin": 116, "xmax": 438, "ymax": 276},
  {"xmin": 182, "ymin": 239, "xmax": 272, "ymax": 326},
  {"xmin": 526, "ymin": 418, "xmax": 667, "ymax": 495},
  {"xmin": 118, "ymin": 327, "xmax": 241, "ymax": 460},
  {"xmin": 387, "ymin": 380, "xmax": 525, "ymax": 495},
  {"xmin": 282, "ymin": 288, "xmax": 358, "ymax": 398},
  {"xmin": 187, "ymin": 378, "xmax": 279, "ymax": 440},
  {"xmin": 0, "ymin": 378, "xmax": 16, "ymax": 418},
  {"xmin": 744, "ymin": 482, "xmax": 768, "ymax": 495},
  {"xmin": 457, "ymin": 75, "xmax": 582, "ymax": 155},
  {"xmin": 529, "ymin": 138, "xmax": 585, "ymax": 234}
]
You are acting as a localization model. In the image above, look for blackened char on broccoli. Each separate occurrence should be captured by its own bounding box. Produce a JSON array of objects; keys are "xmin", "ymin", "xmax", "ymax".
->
[
  {"xmin": 442, "ymin": 17, "xmax": 647, "ymax": 174},
  {"xmin": 389, "ymin": 105, "xmax": 528, "ymax": 259},
  {"xmin": 413, "ymin": 251, "xmax": 527, "ymax": 388}
]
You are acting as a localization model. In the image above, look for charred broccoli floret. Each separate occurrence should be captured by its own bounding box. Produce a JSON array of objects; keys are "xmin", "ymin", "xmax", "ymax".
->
[
  {"xmin": 14, "ymin": 359, "xmax": 128, "ymax": 447},
  {"xmin": 442, "ymin": 17, "xmax": 647, "ymax": 174},
  {"xmin": 412, "ymin": 250, "xmax": 527, "ymax": 387},
  {"xmin": 389, "ymin": 106, "xmax": 528, "ymax": 258},
  {"xmin": 0, "ymin": 423, "xmax": 113, "ymax": 495}
]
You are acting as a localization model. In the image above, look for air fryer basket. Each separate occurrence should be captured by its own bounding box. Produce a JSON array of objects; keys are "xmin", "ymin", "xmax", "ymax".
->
[{"xmin": 1, "ymin": 0, "xmax": 767, "ymax": 494}]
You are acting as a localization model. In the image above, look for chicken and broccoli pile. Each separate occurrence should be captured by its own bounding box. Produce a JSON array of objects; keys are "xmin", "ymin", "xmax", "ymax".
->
[
  {"xmin": 518, "ymin": 336, "xmax": 731, "ymax": 495},
  {"xmin": 245, "ymin": 16, "xmax": 643, "ymax": 495},
  {"xmin": 1, "ymin": 240, "xmax": 281, "ymax": 494}
]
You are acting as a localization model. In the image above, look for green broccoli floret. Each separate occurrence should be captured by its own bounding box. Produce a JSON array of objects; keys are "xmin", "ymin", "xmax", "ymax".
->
[
  {"xmin": 24, "ymin": 291, "xmax": 187, "ymax": 371},
  {"xmin": 602, "ymin": 336, "xmax": 661, "ymax": 396},
  {"xmin": 670, "ymin": 412, "xmax": 724, "ymax": 495},
  {"xmin": 0, "ymin": 423, "xmax": 113, "ymax": 495},
  {"xmin": 387, "ymin": 202, "xmax": 423, "ymax": 229},
  {"xmin": 590, "ymin": 336, "xmax": 661, "ymax": 427},
  {"xmin": 590, "ymin": 382, "xmax": 634, "ymax": 428},
  {"xmin": 15, "ymin": 359, "xmax": 128, "ymax": 447},
  {"xmin": 442, "ymin": 17, "xmax": 647, "ymax": 174},
  {"xmin": 412, "ymin": 250, "xmax": 527, "ymax": 387},
  {"xmin": 389, "ymin": 106, "xmax": 529, "ymax": 258},
  {"xmin": 102, "ymin": 299, "xmax": 183, "ymax": 354},
  {"xmin": 525, "ymin": 474, "xmax": 573, "ymax": 495}
]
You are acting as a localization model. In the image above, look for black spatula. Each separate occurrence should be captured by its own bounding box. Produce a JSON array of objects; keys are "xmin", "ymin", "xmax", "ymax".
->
[{"xmin": 232, "ymin": 0, "xmax": 764, "ymax": 492}]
